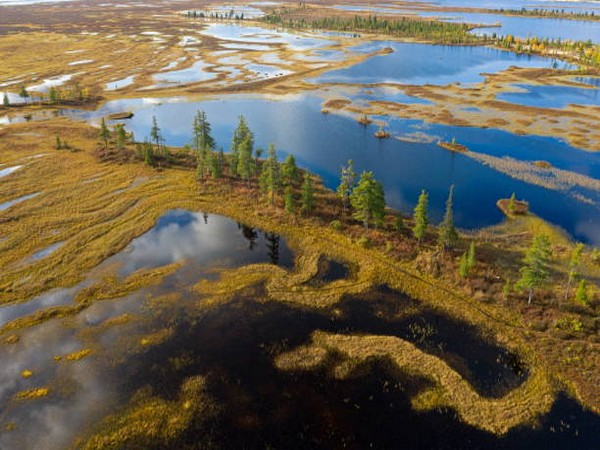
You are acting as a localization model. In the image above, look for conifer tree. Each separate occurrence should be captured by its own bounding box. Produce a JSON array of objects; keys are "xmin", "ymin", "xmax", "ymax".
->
[
  {"xmin": 150, "ymin": 115, "xmax": 162, "ymax": 154},
  {"xmin": 282, "ymin": 154, "xmax": 299, "ymax": 186},
  {"xmin": 209, "ymin": 151, "xmax": 222, "ymax": 179},
  {"xmin": 260, "ymin": 144, "xmax": 280, "ymax": 203},
  {"xmin": 231, "ymin": 115, "xmax": 253, "ymax": 171},
  {"xmin": 349, "ymin": 171, "xmax": 385, "ymax": 229},
  {"xmin": 236, "ymin": 135, "xmax": 254, "ymax": 183},
  {"xmin": 412, "ymin": 190, "xmax": 429, "ymax": 243},
  {"xmin": 3, "ymin": 92, "xmax": 10, "ymax": 107},
  {"xmin": 336, "ymin": 159, "xmax": 357, "ymax": 215},
  {"xmin": 438, "ymin": 185, "xmax": 458, "ymax": 250},
  {"xmin": 516, "ymin": 234, "xmax": 552, "ymax": 304},
  {"xmin": 192, "ymin": 110, "xmax": 215, "ymax": 153},
  {"xmin": 301, "ymin": 172, "xmax": 314, "ymax": 214},
  {"xmin": 115, "ymin": 124, "xmax": 127, "ymax": 151},
  {"xmin": 99, "ymin": 118, "xmax": 110, "ymax": 150},
  {"xmin": 284, "ymin": 185, "xmax": 295, "ymax": 214}
]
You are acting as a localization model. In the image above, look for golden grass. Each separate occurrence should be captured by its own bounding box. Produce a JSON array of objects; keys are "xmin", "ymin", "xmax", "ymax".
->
[
  {"xmin": 15, "ymin": 387, "xmax": 49, "ymax": 400},
  {"xmin": 0, "ymin": 118, "xmax": 598, "ymax": 434},
  {"xmin": 78, "ymin": 376, "xmax": 217, "ymax": 450},
  {"xmin": 276, "ymin": 330, "xmax": 555, "ymax": 435}
]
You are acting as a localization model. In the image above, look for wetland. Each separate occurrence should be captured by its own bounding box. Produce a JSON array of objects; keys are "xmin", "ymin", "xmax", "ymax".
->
[{"xmin": 1, "ymin": 0, "xmax": 599, "ymax": 448}]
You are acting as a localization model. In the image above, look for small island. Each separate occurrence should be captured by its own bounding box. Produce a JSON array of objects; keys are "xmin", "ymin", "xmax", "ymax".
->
[
  {"xmin": 497, "ymin": 193, "xmax": 529, "ymax": 217},
  {"xmin": 437, "ymin": 139, "xmax": 469, "ymax": 153}
]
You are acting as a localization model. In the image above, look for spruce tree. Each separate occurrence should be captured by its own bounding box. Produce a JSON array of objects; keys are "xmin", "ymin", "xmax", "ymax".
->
[
  {"xmin": 3, "ymin": 92, "xmax": 9, "ymax": 107},
  {"xmin": 99, "ymin": 118, "xmax": 110, "ymax": 150},
  {"xmin": 438, "ymin": 185, "xmax": 458, "ymax": 250},
  {"xmin": 115, "ymin": 124, "xmax": 127, "ymax": 151},
  {"xmin": 349, "ymin": 171, "xmax": 385, "ymax": 229},
  {"xmin": 192, "ymin": 110, "xmax": 215, "ymax": 153},
  {"xmin": 516, "ymin": 234, "xmax": 552, "ymax": 304},
  {"xmin": 236, "ymin": 135, "xmax": 254, "ymax": 182},
  {"xmin": 412, "ymin": 190, "xmax": 429, "ymax": 244},
  {"xmin": 301, "ymin": 172, "xmax": 314, "ymax": 214},
  {"xmin": 150, "ymin": 115, "xmax": 162, "ymax": 154},
  {"xmin": 259, "ymin": 144, "xmax": 280, "ymax": 203},
  {"xmin": 209, "ymin": 151, "xmax": 222, "ymax": 179},
  {"xmin": 282, "ymin": 154, "xmax": 299, "ymax": 186},
  {"xmin": 336, "ymin": 159, "xmax": 357, "ymax": 215},
  {"xmin": 231, "ymin": 115, "xmax": 253, "ymax": 171},
  {"xmin": 284, "ymin": 185, "xmax": 295, "ymax": 214}
]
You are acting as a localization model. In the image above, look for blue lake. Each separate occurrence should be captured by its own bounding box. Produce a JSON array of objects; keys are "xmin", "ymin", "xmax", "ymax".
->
[
  {"xmin": 497, "ymin": 83, "xmax": 600, "ymax": 107},
  {"xmin": 311, "ymin": 42, "xmax": 567, "ymax": 85},
  {"xmin": 63, "ymin": 93, "xmax": 600, "ymax": 245},
  {"xmin": 418, "ymin": 11, "xmax": 600, "ymax": 43}
]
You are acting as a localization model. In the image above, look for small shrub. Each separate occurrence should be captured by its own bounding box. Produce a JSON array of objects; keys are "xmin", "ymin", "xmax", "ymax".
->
[
  {"xmin": 356, "ymin": 236, "xmax": 371, "ymax": 248},
  {"xmin": 330, "ymin": 220, "xmax": 342, "ymax": 231}
]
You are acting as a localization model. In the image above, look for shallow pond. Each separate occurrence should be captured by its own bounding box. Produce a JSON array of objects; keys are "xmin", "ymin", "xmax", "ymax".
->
[
  {"xmin": 104, "ymin": 75, "xmax": 135, "ymax": 91},
  {"xmin": 0, "ymin": 210, "xmax": 293, "ymax": 328},
  {"xmin": 64, "ymin": 92, "xmax": 600, "ymax": 244},
  {"xmin": 201, "ymin": 23, "xmax": 333, "ymax": 51},
  {"xmin": 151, "ymin": 60, "xmax": 217, "ymax": 87},
  {"xmin": 311, "ymin": 41, "xmax": 569, "ymax": 86},
  {"xmin": 497, "ymin": 82, "xmax": 600, "ymax": 108}
]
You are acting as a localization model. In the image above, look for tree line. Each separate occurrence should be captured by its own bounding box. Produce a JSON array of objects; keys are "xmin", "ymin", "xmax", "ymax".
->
[
  {"xmin": 261, "ymin": 12, "xmax": 478, "ymax": 44},
  {"xmin": 95, "ymin": 113, "xmax": 595, "ymax": 307}
]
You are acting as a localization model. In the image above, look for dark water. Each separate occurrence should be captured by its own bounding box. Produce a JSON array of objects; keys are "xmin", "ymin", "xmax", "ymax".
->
[
  {"xmin": 306, "ymin": 256, "xmax": 351, "ymax": 286},
  {"xmin": 62, "ymin": 93, "xmax": 600, "ymax": 244},
  {"xmin": 81, "ymin": 290, "xmax": 599, "ymax": 450}
]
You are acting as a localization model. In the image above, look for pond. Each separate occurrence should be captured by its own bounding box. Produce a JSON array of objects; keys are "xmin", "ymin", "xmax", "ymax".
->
[
  {"xmin": 201, "ymin": 23, "xmax": 333, "ymax": 51},
  {"xmin": 104, "ymin": 75, "xmax": 135, "ymax": 91},
  {"xmin": 151, "ymin": 60, "xmax": 217, "ymax": 87},
  {"xmin": 2, "ymin": 281, "xmax": 598, "ymax": 449},
  {"xmin": 311, "ymin": 41, "xmax": 568, "ymax": 86},
  {"xmin": 497, "ymin": 82, "xmax": 600, "ymax": 108},
  {"xmin": 64, "ymin": 92, "xmax": 600, "ymax": 245},
  {"xmin": 0, "ymin": 210, "xmax": 293, "ymax": 328}
]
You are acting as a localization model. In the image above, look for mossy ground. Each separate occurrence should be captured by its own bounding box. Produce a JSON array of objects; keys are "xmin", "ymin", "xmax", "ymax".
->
[{"xmin": 1, "ymin": 119, "xmax": 599, "ymax": 432}]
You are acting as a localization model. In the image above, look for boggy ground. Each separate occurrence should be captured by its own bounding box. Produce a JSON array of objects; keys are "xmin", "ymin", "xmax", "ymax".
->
[
  {"xmin": 0, "ymin": 119, "xmax": 599, "ymax": 445},
  {"xmin": 1, "ymin": 1, "xmax": 600, "ymax": 152}
]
